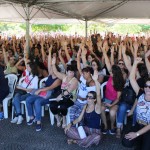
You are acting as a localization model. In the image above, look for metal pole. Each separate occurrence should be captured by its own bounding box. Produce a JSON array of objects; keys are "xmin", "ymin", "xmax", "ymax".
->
[
  {"xmin": 26, "ymin": 4, "xmax": 30, "ymax": 55},
  {"xmin": 85, "ymin": 20, "xmax": 88, "ymax": 38}
]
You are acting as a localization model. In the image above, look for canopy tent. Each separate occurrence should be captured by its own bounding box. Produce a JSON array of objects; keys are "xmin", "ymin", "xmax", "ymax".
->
[
  {"xmin": 0, "ymin": 0, "xmax": 150, "ymax": 23},
  {"xmin": 0, "ymin": 0, "xmax": 150, "ymax": 51}
]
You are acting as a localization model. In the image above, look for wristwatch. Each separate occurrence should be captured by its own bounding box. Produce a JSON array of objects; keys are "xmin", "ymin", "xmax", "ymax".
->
[{"xmin": 136, "ymin": 132, "xmax": 140, "ymax": 137}]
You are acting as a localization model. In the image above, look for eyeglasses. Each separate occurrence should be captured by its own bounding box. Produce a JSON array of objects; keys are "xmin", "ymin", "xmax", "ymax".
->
[
  {"xmin": 86, "ymin": 95, "xmax": 94, "ymax": 99},
  {"xmin": 144, "ymin": 84, "xmax": 150, "ymax": 89}
]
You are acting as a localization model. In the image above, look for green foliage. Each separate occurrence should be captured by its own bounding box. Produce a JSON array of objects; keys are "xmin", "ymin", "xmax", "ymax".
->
[
  {"xmin": 139, "ymin": 25, "xmax": 150, "ymax": 32},
  {"xmin": 0, "ymin": 22, "xmax": 150, "ymax": 35},
  {"xmin": 31, "ymin": 24, "xmax": 71, "ymax": 32},
  {"xmin": 109, "ymin": 24, "xmax": 142, "ymax": 34}
]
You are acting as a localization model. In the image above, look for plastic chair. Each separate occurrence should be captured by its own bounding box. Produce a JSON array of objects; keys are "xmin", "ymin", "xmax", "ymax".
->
[
  {"xmin": 39, "ymin": 77, "xmax": 48, "ymax": 117},
  {"xmin": 3, "ymin": 74, "xmax": 18, "ymax": 119},
  {"xmin": 12, "ymin": 76, "xmax": 39, "ymax": 122}
]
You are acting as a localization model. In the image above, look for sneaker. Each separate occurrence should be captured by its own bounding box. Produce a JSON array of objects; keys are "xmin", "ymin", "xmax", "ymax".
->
[
  {"xmin": 36, "ymin": 124, "xmax": 42, "ymax": 132},
  {"xmin": 17, "ymin": 115, "xmax": 24, "ymax": 124},
  {"xmin": 102, "ymin": 129, "xmax": 108, "ymax": 134},
  {"xmin": 109, "ymin": 129, "xmax": 116, "ymax": 135},
  {"xmin": 27, "ymin": 118, "xmax": 35, "ymax": 126},
  {"xmin": 11, "ymin": 117, "xmax": 18, "ymax": 123}
]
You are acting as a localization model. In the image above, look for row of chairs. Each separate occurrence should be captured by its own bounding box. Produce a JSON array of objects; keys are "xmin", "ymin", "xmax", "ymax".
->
[
  {"xmin": 3, "ymin": 74, "xmax": 129, "ymax": 127},
  {"xmin": 3, "ymin": 74, "xmax": 70, "ymax": 126}
]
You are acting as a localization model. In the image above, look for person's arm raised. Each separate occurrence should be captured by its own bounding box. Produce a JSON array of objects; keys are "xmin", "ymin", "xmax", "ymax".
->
[
  {"xmin": 48, "ymin": 45, "xmax": 53, "ymax": 74},
  {"xmin": 58, "ymin": 49, "xmax": 67, "ymax": 70},
  {"xmin": 129, "ymin": 57, "xmax": 142, "ymax": 95},
  {"xmin": 2, "ymin": 45, "xmax": 8, "ymax": 64},
  {"xmin": 102, "ymin": 41, "xmax": 112, "ymax": 74},
  {"xmin": 77, "ymin": 48, "xmax": 82, "ymax": 75},
  {"xmin": 92, "ymin": 70, "xmax": 101, "ymax": 114},
  {"xmin": 52, "ymin": 56, "xmax": 65, "ymax": 80},
  {"xmin": 110, "ymin": 46, "xmax": 115, "ymax": 66},
  {"xmin": 64, "ymin": 41, "xmax": 71, "ymax": 61},
  {"xmin": 122, "ymin": 44, "xmax": 132, "ymax": 71},
  {"xmin": 40, "ymin": 37, "xmax": 46, "ymax": 63},
  {"xmin": 145, "ymin": 50, "xmax": 150, "ymax": 74}
]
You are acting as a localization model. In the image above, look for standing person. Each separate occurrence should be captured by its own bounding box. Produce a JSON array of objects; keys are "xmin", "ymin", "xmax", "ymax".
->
[
  {"xmin": 122, "ymin": 57, "xmax": 150, "ymax": 150},
  {"xmin": 65, "ymin": 70, "xmax": 102, "ymax": 148},
  {"xmin": 11, "ymin": 57, "xmax": 38, "ymax": 124}
]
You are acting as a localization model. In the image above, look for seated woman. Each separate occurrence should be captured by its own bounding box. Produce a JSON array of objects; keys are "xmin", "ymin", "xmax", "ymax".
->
[
  {"xmin": 11, "ymin": 57, "xmax": 39, "ymax": 125},
  {"xmin": 122, "ymin": 57, "xmax": 150, "ymax": 150},
  {"xmin": 15, "ymin": 55, "xmax": 26, "ymax": 78},
  {"xmin": 101, "ymin": 44, "xmax": 125, "ymax": 135},
  {"xmin": 26, "ymin": 47, "xmax": 61, "ymax": 131},
  {"xmin": 0, "ymin": 66, "xmax": 9, "ymax": 112},
  {"xmin": 2, "ymin": 45, "xmax": 17, "ymax": 74},
  {"xmin": 64, "ymin": 70, "xmax": 102, "ymax": 148},
  {"xmin": 50, "ymin": 56, "xmax": 78, "ymax": 128}
]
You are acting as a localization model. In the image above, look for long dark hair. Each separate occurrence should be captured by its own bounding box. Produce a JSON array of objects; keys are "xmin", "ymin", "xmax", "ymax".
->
[
  {"xmin": 27, "ymin": 62, "xmax": 38, "ymax": 76},
  {"xmin": 91, "ymin": 59, "xmax": 101, "ymax": 71},
  {"xmin": 112, "ymin": 65, "xmax": 125, "ymax": 91}
]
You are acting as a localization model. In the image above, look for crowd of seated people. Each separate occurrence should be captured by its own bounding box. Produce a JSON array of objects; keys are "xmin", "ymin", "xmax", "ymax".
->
[{"xmin": 0, "ymin": 32, "xmax": 150, "ymax": 149}]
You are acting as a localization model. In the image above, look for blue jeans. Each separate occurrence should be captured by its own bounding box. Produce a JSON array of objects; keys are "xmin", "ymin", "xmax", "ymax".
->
[
  {"xmin": 12, "ymin": 93, "xmax": 30, "ymax": 116},
  {"xmin": 117, "ymin": 102, "xmax": 136, "ymax": 128},
  {"xmin": 26, "ymin": 95, "xmax": 50, "ymax": 121}
]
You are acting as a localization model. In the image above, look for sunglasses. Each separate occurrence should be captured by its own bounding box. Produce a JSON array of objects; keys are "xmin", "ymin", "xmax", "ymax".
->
[
  {"xmin": 86, "ymin": 95, "xmax": 94, "ymax": 99},
  {"xmin": 144, "ymin": 84, "xmax": 150, "ymax": 88}
]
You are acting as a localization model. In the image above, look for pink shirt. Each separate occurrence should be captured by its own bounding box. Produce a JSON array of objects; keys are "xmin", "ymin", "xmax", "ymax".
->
[{"xmin": 105, "ymin": 76, "xmax": 117, "ymax": 101}]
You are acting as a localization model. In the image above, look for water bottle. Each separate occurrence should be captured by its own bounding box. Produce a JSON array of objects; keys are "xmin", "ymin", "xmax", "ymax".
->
[{"xmin": 77, "ymin": 126, "xmax": 87, "ymax": 139}]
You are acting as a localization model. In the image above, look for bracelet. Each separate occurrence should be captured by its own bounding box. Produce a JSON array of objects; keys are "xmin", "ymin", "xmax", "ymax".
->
[
  {"xmin": 136, "ymin": 132, "xmax": 140, "ymax": 137},
  {"xmin": 70, "ymin": 121, "xmax": 74, "ymax": 126}
]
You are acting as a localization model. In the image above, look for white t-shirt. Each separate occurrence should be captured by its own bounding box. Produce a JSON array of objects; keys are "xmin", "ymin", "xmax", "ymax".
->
[
  {"xmin": 77, "ymin": 76, "xmax": 96, "ymax": 104},
  {"xmin": 20, "ymin": 70, "xmax": 38, "ymax": 90},
  {"xmin": 136, "ymin": 94, "xmax": 150, "ymax": 124}
]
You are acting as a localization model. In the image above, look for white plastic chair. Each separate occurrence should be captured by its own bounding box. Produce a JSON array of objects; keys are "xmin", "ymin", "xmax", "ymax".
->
[
  {"xmin": 39, "ymin": 77, "xmax": 48, "ymax": 117},
  {"xmin": 12, "ymin": 76, "xmax": 39, "ymax": 122},
  {"xmin": 3, "ymin": 74, "xmax": 18, "ymax": 119},
  {"xmin": 100, "ymin": 82, "xmax": 109, "ymax": 112}
]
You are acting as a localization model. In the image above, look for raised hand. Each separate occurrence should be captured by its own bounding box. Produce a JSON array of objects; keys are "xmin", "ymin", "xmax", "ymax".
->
[
  {"xmin": 134, "ymin": 57, "xmax": 142, "ymax": 65},
  {"xmin": 133, "ymin": 41, "xmax": 139, "ymax": 50},
  {"xmin": 52, "ymin": 56, "xmax": 56, "ymax": 65},
  {"xmin": 144, "ymin": 48, "xmax": 150, "ymax": 57},
  {"xmin": 92, "ymin": 70, "xmax": 98, "ymax": 81}
]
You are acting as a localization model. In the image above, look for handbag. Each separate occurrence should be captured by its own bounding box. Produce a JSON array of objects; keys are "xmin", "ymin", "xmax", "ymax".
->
[
  {"xmin": 120, "ymin": 87, "xmax": 136, "ymax": 105},
  {"xmin": 15, "ymin": 89, "xmax": 27, "ymax": 95},
  {"xmin": 15, "ymin": 77, "xmax": 34, "ymax": 95}
]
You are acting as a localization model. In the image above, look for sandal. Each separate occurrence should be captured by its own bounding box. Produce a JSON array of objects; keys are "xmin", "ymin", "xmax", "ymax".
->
[
  {"xmin": 62, "ymin": 124, "xmax": 66, "ymax": 128},
  {"xmin": 67, "ymin": 139, "xmax": 76, "ymax": 144},
  {"xmin": 57, "ymin": 117, "xmax": 62, "ymax": 127},
  {"xmin": 116, "ymin": 128, "xmax": 121, "ymax": 138},
  {"xmin": 67, "ymin": 139, "xmax": 73, "ymax": 145}
]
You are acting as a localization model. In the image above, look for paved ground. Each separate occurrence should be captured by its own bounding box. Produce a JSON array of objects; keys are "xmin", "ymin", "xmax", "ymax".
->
[{"xmin": 0, "ymin": 112, "xmax": 133, "ymax": 150}]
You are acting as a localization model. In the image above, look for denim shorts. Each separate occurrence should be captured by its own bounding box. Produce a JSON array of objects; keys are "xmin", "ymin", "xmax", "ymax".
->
[{"xmin": 102, "ymin": 98, "xmax": 113, "ymax": 104}]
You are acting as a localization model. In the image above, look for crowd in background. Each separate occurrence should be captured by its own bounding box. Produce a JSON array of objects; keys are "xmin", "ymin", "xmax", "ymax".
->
[{"xmin": 0, "ymin": 32, "xmax": 150, "ymax": 149}]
